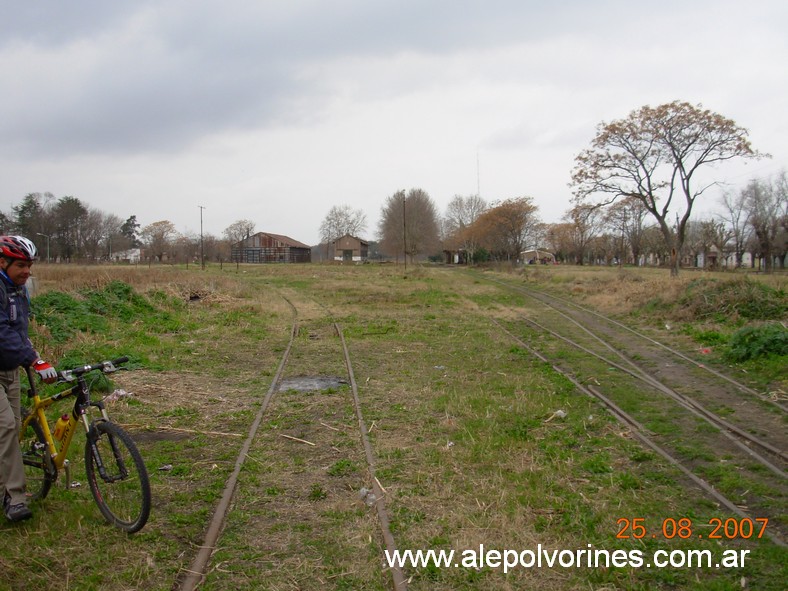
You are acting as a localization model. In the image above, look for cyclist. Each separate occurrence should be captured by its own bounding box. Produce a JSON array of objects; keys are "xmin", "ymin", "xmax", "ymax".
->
[{"xmin": 0, "ymin": 236, "xmax": 57, "ymax": 522}]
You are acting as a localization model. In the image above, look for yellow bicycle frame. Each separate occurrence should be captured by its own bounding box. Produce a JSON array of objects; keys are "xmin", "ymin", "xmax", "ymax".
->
[{"xmin": 22, "ymin": 369, "xmax": 93, "ymax": 472}]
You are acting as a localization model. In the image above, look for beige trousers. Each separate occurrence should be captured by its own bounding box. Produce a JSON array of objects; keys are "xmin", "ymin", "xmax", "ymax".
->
[{"xmin": 0, "ymin": 368, "xmax": 26, "ymax": 506}]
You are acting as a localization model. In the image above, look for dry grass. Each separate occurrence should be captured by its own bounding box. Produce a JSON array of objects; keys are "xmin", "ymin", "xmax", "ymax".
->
[
  {"xmin": 5, "ymin": 262, "xmax": 784, "ymax": 591},
  {"xmin": 511, "ymin": 265, "xmax": 787, "ymax": 316},
  {"xmin": 30, "ymin": 263, "xmax": 253, "ymax": 301}
]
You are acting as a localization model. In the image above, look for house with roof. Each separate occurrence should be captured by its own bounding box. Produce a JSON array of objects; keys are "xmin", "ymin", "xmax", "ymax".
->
[
  {"xmin": 330, "ymin": 234, "xmax": 368, "ymax": 262},
  {"xmin": 231, "ymin": 232, "xmax": 311, "ymax": 263}
]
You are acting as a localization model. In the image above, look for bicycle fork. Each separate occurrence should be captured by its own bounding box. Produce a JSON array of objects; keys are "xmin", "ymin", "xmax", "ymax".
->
[{"xmin": 86, "ymin": 422, "xmax": 130, "ymax": 484}]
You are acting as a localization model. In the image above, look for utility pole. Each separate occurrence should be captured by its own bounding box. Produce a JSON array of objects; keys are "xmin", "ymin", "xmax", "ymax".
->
[
  {"xmin": 199, "ymin": 205, "xmax": 206, "ymax": 269},
  {"xmin": 36, "ymin": 233, "xmax": 51, "ymax": 264},
  {"xmin": 402, "ymin": 194, "xmax": 407, "ymax": 272}
]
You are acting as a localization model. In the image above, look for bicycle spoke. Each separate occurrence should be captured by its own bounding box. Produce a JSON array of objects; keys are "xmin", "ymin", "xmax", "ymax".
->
[{"xmin": 85, "ymin": 421, "xmax": 151, "ymax": 533}]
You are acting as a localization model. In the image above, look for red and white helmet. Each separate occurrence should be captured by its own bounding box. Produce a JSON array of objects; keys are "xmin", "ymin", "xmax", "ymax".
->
[{"xmin": 0, "ymin": 236, "xmax": 38, "ymax": 261}]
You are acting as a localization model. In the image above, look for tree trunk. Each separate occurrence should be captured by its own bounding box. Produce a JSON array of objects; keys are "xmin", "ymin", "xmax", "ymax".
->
[{"xmin": 669, "ymin": 247, "xmax": 680, "ymax": 277}]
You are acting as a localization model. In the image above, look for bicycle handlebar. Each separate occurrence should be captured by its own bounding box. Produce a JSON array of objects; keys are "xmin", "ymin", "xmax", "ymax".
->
[
  {"xmin": 58, "ymin": 356, "xmax": 129, "ymax": 381},
  {"xmin": 25, "ymin": 356, "xmax": 130, "ymax": 396}
]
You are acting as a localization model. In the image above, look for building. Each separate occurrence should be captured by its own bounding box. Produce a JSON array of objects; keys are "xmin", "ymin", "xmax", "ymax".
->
[
  {"xmin": 330, "ymin": 234, "xmax": 368, "ymax": 262},
  {"xmin": 231, "ymin": 232, "xmax": 311, "ymax": 263},
  {"xmin": 521, "ymin": 248, "xmax": 555, "ymax": 264},
  {"xmin": 110, "ymin": 248, "xmax": 142, "ymax": 264}
]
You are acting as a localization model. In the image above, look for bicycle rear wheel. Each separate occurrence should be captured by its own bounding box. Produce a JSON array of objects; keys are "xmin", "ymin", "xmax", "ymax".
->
[
  {"xmin": 84, "ymin": 421, "xmax": 151, "ymax": 533},
  {"xmin": 20, "ymin": 408, "xmax": 56, "ymax": 500}
]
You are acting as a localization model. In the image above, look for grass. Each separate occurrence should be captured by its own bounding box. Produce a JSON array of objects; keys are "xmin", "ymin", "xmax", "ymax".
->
[{"xmin": 0, "ymin": 263, "xmax": 785, "ymax": 590}]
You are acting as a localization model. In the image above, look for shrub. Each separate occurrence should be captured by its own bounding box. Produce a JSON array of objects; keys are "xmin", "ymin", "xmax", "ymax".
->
[
  {"xmin": 725, "ymin": 324, "xmax": 788, "ymax": 362},
  {"xmin": 680, "ymin": 279, "xmax": 786, "ymax": 322}
]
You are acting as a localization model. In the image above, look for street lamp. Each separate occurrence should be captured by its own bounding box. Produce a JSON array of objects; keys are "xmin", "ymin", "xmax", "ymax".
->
[{"xmin": 36, "ymin": 233, "xmax": 51, "ymax": 263}]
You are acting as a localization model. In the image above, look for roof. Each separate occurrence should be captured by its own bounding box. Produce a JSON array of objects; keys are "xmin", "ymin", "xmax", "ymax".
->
[
  {"xmin": 334, "ymin": 233, "xmax": 369, "ymax": 245},
  {"xmin": 262, "ymin": 232, "xmax": 311, "ymax": 249},
  {"xmin": 235, "ymin": 232, "xmax": 311, "ymax": 249}
]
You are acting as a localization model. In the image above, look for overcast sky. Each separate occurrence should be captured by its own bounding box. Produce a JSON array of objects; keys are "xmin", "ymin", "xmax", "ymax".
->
[{"xmin": 1, "ymin": 0, "xmax": 785, "ymax": 245}]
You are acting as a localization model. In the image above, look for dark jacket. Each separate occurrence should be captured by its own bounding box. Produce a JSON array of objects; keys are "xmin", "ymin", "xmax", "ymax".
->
[{"xmin": 0, "ymin": 271, "xmax": 37, "ymax": 370}]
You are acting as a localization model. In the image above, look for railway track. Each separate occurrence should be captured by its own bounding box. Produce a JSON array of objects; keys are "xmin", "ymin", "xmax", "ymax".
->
[
  {"xmin": 178, "ymin": 295, "xmax": 407, "ymax": 590},
  {"xmin": 518, "ymin": 281, "xmax": 788, "ymax": 414},
  {"xmin": 172, "ymin": 268, "xmax": 785, "ymax": 588},
  {"xmin": 476, "ymin": 274, "xmax": 787, "ymax": 547}
]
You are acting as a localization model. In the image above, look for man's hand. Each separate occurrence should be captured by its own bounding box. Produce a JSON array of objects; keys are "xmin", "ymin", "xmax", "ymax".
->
[{"xmin": 33, "ymin": 359, "xmax": 57, "ymax": 383}]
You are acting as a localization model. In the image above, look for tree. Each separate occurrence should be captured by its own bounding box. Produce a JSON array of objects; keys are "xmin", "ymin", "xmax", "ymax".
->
[
  {"xmin": 571, "ymin": 101, "xmax": 762, "ymax": 276},
  {"xmin": 719, "ymin": 189, "xmax": 751, "ymax": 268},
  {"xmin": 120, "ymin": 215, "xmax": 142, "ymax": 248},
  {"xmin": 472, "ymin": 197, "xmax": 540, "ymax": 262},
  {"xmin": 698, "ymin": 219, "xmax": 731, "ymax": 270},
  {"xmin": 53, "ymin": 196, "xmax": 88, "ymax": 260},
  {"xmin": 605, "ymin": 196, "xmax": 649, "ymax": 265},
  {"xmin": 545, "ymin": 223, "xmax": 574, "ymax": 263},
  {"xmin": 223, "ymin": 219, "xmax": 256, "ymax": 245},
  {"xmin": 562, "ymin": 203, "xmax": 603, "ymax": 265},
  {"xmin": 319, "ymin": 205, "xmax": 367, "ymax": 258},
  {"xmin": 0, "ymin": 211, "xmax": 11, "ymax": 234},
  {"xmin": 641, "ymin": 224, "xmax": 670, "ymax": 266},
  {"xmin": 101, "ymin": 213, "xmax": 125, "ymax": 259},
  {"xmin": 79, "ymin": 208, "xmax": 110, "ymax": 261},
  {"xmin": 12, "ymin": 193, "xmax": 51, "ymax": 238},
  {"xmin": 442, "ymin": 194, "xmax": 488, "ymax": 263},
  {"xmin": 141, "ymin": 220, "xmax": 179, "ymax": 262},
  {"xmin": 378, "ymin": 189, "xmax": 440, "ymax": 262},
  {"xmin": 743, "ymin": 173, "xmax": 786, "ymax": 273}
]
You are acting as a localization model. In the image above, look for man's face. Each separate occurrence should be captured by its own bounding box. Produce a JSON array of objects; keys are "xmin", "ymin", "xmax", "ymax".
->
[{"xmin": 3, "ymin": 259, "xmax": 33, "ymax": 286}]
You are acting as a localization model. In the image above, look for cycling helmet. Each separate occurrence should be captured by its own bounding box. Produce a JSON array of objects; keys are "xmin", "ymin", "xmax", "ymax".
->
[{"xmin": 0, "ymin": 236, "xmax": 38, "ymax": 261}]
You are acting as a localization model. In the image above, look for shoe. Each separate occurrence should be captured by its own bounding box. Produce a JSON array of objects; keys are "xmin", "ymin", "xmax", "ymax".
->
[{"xmin": 5, "ymin": 502, "xmax": 32, "ymax": 522}]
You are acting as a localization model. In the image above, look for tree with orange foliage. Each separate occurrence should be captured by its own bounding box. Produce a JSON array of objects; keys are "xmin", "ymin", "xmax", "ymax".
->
[{"xmin": 473, "ymin": 197, "xmax": 541, "ymax": 263}]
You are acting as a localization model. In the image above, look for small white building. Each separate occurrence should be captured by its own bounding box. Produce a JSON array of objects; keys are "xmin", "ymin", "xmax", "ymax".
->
[{"xmin": 111, "ymin": 248, "xmax": 142, "ymax": 264}]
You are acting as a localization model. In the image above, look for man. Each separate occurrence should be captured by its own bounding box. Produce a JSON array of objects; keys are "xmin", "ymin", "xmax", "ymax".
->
[{"xmin": 0, "ymin": 236, "xmax": 57, "ymax": 522}]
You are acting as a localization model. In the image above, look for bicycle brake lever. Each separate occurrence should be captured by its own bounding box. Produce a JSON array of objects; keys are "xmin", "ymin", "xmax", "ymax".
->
[{"xmin": 59, "ymin": 370, "xmax": 76, "ymax": 382}]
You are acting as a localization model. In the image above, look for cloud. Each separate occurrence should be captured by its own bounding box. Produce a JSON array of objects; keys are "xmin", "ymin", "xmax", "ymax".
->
[{"xmin": 0, "ymin": 0, "xmax": 785, "ymax": 243}]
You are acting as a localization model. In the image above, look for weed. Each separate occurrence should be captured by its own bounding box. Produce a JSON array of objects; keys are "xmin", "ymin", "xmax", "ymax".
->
[
  {"xmin": 327, "ymin": 459, "xmax": 357, "ymax": 477},
  {"xmin": 308, "ymin": 484, "xmax": 327, "ymax": 501},
  {"xmin": 725, "ymin": 323, "xmax": 788, "ymax": 361}
]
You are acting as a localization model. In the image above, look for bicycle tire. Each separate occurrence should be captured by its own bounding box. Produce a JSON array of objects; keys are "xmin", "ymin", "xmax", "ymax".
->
[
  {"xmin": 84, "ymin": 421, "xmax": 151, "ymax": 533},
  {"xmin": 19, "ymin": 408, "xmax": 55, "ymax": 500}
]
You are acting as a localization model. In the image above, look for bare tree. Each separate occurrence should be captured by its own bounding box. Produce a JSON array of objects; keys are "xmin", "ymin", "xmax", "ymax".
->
[
  {"xmin": 718, "ymin": 189, "xmax": 751, "ymax": 268},
  {"xmin": 141, "ymin": 220, "xmax": 180, "ymax": 262},
  {"xmin": 571, "ymin": 101, "xmax": 763, "ymax": 276},
  {"xmin": 545, "ymin": 223, "xmax": 574, "ymax": 263},
  {"xmin": 743, "ymin": 173, "xmax": 786, "ymax": 272},
  {"xmin": 562, "ymin": 203, "xmax": 604, "ymax": 265},
  {"xmin": 442, "ymin": 194, "xmax": 488, "ymax": 262},
  {"xmin": 80, "ymin": 208, "xmax": 112, "ymax": 261},
  {"xmin": 378, "ymin": 189, "xmax": 440, "ymax": 262},
  {"xmin": 223, "ymin": 219, "xmax": 257, "ymax": 245},
  {"xmin": 641, "ymin": 224, "xmax": 670, "ymax": 266},
  {"xmin": 683, "ymin": 220, "xmax": 717, "ymax": 268},
  {"xmin": 605, "ymin": 196, "xmax": 649, "ymax": 265},
  {"xmin": 698, "ymin": 219, "xmax": 731, "ymax": 269}
]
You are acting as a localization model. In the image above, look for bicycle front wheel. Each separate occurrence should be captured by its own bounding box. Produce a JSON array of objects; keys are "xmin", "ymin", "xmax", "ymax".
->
[
  {"xmin": 20, "ymin": 408, "xmax": 55, "ymax": 501},
  {"xmin": 84, "ymin": 421, "xmax": 151, "ymax": 533}
]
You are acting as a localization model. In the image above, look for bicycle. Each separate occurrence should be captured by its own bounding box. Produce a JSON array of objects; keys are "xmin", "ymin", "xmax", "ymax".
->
[{"xmin": 19, "ymin": 356, "xmax": 151, "ymax": 533}]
